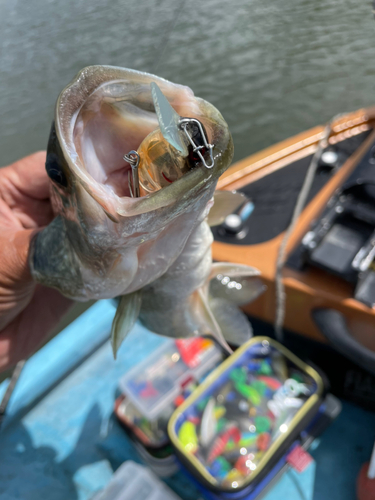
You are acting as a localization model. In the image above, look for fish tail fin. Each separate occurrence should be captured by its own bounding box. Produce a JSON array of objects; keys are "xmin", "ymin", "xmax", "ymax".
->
[{"xmin": 111, "ymin": 290, "xmax": 142, "ymax": 359}]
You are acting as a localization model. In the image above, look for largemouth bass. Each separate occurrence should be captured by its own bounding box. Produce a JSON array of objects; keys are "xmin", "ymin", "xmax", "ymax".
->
[{"xmin": 29, "ymin": 66, "xmax": 264, "ymax": 355}]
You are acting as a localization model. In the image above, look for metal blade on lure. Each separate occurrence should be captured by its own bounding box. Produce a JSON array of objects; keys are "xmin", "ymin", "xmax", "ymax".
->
[{"xmin": 151, "ymin": 82, "xmax": 188, "ymax": 156}]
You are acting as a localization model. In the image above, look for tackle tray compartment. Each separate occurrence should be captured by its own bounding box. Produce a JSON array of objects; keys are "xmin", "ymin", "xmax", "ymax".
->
[{"xmin": 118, "ymin": 337, "xmax": 223, "ymax": 420}]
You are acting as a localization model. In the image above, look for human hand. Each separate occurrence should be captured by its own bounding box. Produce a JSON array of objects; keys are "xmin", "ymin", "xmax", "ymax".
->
[{"xmin": 0, "ymin": 152, "xmax": 72, "ymax": 372}]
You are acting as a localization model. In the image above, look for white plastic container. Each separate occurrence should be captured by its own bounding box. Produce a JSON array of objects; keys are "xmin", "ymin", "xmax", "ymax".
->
[
  {"xmin": 93, "ymin": 461, "xmax": 182, "ymax": 500},
  {"xmin": 119, "ymin": 338, "xmax": 222, "ymax": 420}
]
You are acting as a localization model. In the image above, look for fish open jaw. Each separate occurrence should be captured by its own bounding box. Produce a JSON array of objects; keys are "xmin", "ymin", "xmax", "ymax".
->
[
  {"xmin": 72, "ymin": 80, "xmax": 199, "ymax": 199},
  {"xmin": 73, "ymin": 87, "xmax": 159, "ymax": 198}
]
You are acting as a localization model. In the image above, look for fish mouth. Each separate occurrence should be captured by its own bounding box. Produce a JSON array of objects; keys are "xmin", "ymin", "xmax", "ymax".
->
[
  {"xmin": 72, "ymin": 77, "xmax": 198, "ymax": 198},
  {"xmin": 55, "ymin": 66, "xmax": 232, "ymax": 217},
  {"xmin": 73, "ymin": 89, "xmax": 155, "ymax": 198}
]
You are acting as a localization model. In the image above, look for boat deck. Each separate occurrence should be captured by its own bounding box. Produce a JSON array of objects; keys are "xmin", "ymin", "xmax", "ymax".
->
[{"xmin": 0, "ymin": 300, "xmax": 374, "ymax": 500}]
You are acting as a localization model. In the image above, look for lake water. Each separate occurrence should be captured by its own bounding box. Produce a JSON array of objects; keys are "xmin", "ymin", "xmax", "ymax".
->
[
  {"xmin": 1, "ymin": 0, "xmax": 375, "ymax": 329},
  {"xmin": 2, "ymin": 0, "xmax": 375, "ymax": 166}
]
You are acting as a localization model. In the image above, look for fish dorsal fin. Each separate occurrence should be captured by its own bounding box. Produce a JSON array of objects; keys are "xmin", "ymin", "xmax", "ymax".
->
[
  {"xmin": 111, "ymin": 290, "xmax": 142, "ymax": 358},
  {"xmin": 208, "ymin": 262, "xmax": 265, "ymax": 307},
  {"xmin": 151, "ymin": 82, "xmax": 188, "ymax": 156},
  {"xmin": 209, "ymin": 297, "xmax": 253, "ymax": 347},
  {"xmin": 195, "ymin": 288, "xmax": 233, "ymax": 354},
  {"xmin": 207, "ymin": 190, "xmax": 249, "ymax": 227}
]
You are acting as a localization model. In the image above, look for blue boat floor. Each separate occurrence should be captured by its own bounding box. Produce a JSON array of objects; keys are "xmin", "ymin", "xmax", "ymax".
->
[{"xmin": 0, "ymin": 300, "xmax": 374, "ymax": 500}]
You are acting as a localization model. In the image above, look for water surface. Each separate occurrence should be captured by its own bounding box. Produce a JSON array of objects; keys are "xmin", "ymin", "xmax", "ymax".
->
[{"xmin": 2, "ymin": 0, "xmax": 375, "ymax": 166}]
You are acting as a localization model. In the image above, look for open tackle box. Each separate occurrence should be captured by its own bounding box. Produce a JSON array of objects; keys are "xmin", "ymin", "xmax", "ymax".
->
[
  {"xmin": 168, "ymin": 337, "xmax": 326, "ymax": 495},
  {"xmin": 176, "ymin": 394, "xmax": 341, "ymax": 500}
]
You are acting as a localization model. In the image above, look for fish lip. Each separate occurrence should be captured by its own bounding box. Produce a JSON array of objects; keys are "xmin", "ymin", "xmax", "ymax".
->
[{"xmin": 55, "ymin": 65, "xmax": 231, "ymax": 219}]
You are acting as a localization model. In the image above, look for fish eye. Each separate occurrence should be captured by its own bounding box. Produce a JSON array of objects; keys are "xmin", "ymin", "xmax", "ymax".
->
[{"xmin": 46, "ymin": 152, "xmax": 68, "ymax": 187}]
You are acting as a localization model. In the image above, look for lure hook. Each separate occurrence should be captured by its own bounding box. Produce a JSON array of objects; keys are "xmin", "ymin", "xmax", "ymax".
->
[{"xmin": 124, "ymin": 150, "xmax": 140, "ymax": 198}]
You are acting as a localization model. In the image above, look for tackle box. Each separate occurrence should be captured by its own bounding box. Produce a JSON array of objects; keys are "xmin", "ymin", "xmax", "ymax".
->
[
  {"xmin": 118, "ymin": 337, "xmax": 222, "ymax": 421},
  {"xmin": 168, "ymin": 337, "xmax": 325, "ymax": 493},
  {"xmin": 179, "ymin": 394, "xmax": 341, "ymax": 499},
  {"xmin": 115, "ymin": 336, "xmax": 224, "ymax": 472}
]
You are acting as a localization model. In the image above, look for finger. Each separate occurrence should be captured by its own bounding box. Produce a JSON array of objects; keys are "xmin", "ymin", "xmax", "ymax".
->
[
  {"xmin": 0, "ymin": 286, "xmax": 73, "ymax": 371},
  {"xmin": 9, "ymin": 197, "xmax": 53, "ymax": 230},
  {"xmin": 0, "ymin": 228, "xmax": 37, "ymax": 332},
  {"xmin": 1, "ymin": 151, "xmax": 49, "ymax": 200},
  {"xmin": 0, "ymin": 152, "xmax": 54, "ymax": 228}
]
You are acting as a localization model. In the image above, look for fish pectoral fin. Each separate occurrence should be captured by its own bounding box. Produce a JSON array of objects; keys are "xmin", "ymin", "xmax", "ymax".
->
[
  {"xmin": 209, "ymin": 262, "xmax": 260, "ymax": 281},
  {"xmin": 209, "ymin": 297, "xmax": 253, "ymax": 347},
  {"xmin": 208, "ymin": 262, "xmax": 265, "ymax": 306},
  {"xmin": 111, "ymin": 290, "xmax": 142, "ymax": 359},
  {"xmin": 195, "ymin": 289, "xmax": 233, "ymax": 354},
  {"xmin": 207, "ymin": 190, "xmax": 249, "ymax": 227}
]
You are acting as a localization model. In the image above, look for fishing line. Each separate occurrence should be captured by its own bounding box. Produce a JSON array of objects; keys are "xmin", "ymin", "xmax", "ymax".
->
[{"xmin": 274, "ymin": 115, "xmax": 343, "ymax": 342}]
